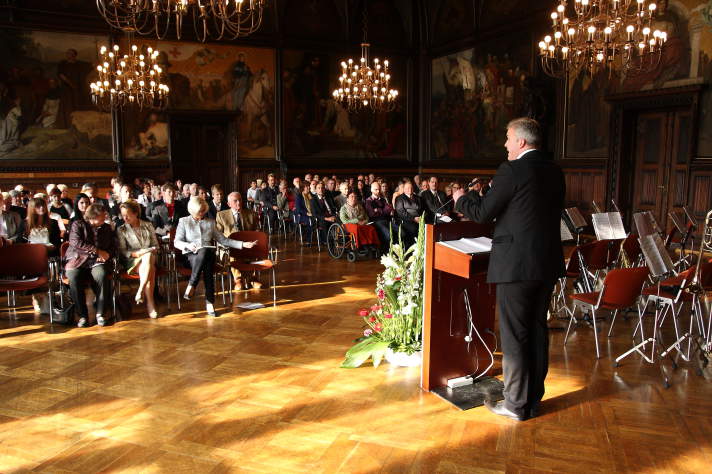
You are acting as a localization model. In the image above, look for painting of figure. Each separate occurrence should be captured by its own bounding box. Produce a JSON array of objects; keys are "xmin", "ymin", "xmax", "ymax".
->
[
  {"xmin": 0, "ymin": 30, "xmax": 112, "ymax": 159},
  {"xmin": 124, "ymin": 110, "xmax": 169, "ymax": 160},
  {"xmin": 282, "ymin": 49, "xmax": 406, "ymax": 159},
  {"xmin": 431, "ymin": 34, "xmax": 550, "ymax": 160},
  {"xmin": 133, "ymin": 40, "xmax": 276, "ymax": 158}
]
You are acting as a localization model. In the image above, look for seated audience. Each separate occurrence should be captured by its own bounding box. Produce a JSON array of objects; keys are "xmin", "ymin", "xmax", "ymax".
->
[
  {"xmin": 258, "ymin": 174, "xmax": 279, "ymax": 233},
  {"xmin": 216, "ymin": 192, "xmax": 260, "ymax": 290},
  {"xmin": 82, "ymin": 182, "xmax": 110, "ymax": 209},
  {"xmin": 57, "ymin": 184, "xmax": 73, "ymax": 209},
  {"xmin": 334, "ymin": 182, "xmax": 349, "ymax": 209},
  {"xmin": 70, "ymin": 194, "xmax": 91, "ymax": 225},
  {"xmin": 1, "ymin": 193, "xmax": 23, "ymax": 242},
  {"xmin": 136, "ymin": 182, "xmax": 153, "ymax": 208},
  {"xmin": 65, "ymin": 203, "xmax": 117, "ymax": 328},
  {"xmin": 339, "ymin": 191, "xmax": 380, "ymax": 254},
  {"xmin": 117, "ymin": 200, "xmax": 159, "ymax": 318},
  {"xmin": 149, "ymin": 183, "xmax": 188, "ymax": 236},
  {"xmin": 311, "ymin": 182, "xmax": 337, "ymax": 243},
  {"xmin": 365, "ymin": 182, "xmax": 398, "ymax": 250},
  {"xmin": 395, "ymin": 181, "xmax": 423, "ymax": 248},
  {"xmin": 8, "ymin": 190, "xmax": 27, "ymax": 219},
  {"xmin": 276, "ymin": 182, "xmax": 294, "ymax": 220},
  {"xmin": 246, "ymin": 180, "xmax": 259, "ymax": 208},
  {"xmin": 208, "ymin": 184, "xmax": 228, "ymax": 219},
  {"xmin": 174, "ymin": 197, "xmax": 255, "ymax": 317},
  {"xmin": 295, "ymin": 183, "xmax": 315, "ymax": 243},
  {"xmin": 25, "ymin": 197, "xmax": 61, "ymax": 252},
  {"xmin": 291, "ymin": 177, "xmax": 301, "ymax": 197},
  {"xmin": 48, "ymin": 188, "xmax": 71, "ymax": 221},
  {"xmin": 419, "ymin": 176, "xmax": 451, "ymax": 224}
]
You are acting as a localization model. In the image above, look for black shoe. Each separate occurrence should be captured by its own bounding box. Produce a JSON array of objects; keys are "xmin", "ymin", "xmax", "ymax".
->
[
  {"xmin": 484, "ymin": 400, "xmax": 527, "ymax": 421},
  {"xmin": 528, "ymin": 403, "xmax": 540, "ymax": 419}
]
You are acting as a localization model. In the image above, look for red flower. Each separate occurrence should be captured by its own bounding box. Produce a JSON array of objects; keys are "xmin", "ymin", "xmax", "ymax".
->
[
  {"xmin": 374, "ymin": 323, "xmax": 383, "ymax": 332},
  {"xmin": 394, "ymin": 276, "xmax": 402, "ymax": 281},
  {"xmin": 377, "ymin": 289, "xmax": 385, "ymax": 300},
  {"xmin": 370, "ymin": 304, "xmax": 382, "ymax": 312},
  {"xmin": 368, "ymin": 316, "xmax": 376, "ymax": 323},
  {"xmin": 358, "ymin": 308, "xmax": 369, "ymax": 317},
  {"xmin": 384, "ymin": 314, "xmax": 393, "ymax": 319}
]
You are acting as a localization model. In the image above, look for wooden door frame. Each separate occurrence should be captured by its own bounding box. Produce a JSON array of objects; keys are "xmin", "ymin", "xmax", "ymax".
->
[{"xmin": 606, "ymin": 85, "xmax": 704, "ymax": 226}]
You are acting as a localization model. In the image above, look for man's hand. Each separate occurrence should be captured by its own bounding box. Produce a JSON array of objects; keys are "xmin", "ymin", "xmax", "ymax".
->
[
  {"xmin": 326, "ymin": 216, "xmax": 336, "ymax": 222},
  {"xmin": 96, "ymin": 249, "xmax": 110, "ymax": 262},
  {"xmin": 272, "ymin": 205, "xmax": 278, "ymax": 211},
  {"xmin": 414, "ymin": 216, "xmax": 420, "ymax": 223},
  {"xmin": 242, "ymin": 240, "xmax": 257, "ymax": 249}
]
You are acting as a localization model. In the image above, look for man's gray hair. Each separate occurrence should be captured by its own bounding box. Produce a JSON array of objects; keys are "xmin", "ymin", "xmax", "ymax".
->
[{"xmin": 507, "ymin": 117, "xmax": 543, "ymax": 148}]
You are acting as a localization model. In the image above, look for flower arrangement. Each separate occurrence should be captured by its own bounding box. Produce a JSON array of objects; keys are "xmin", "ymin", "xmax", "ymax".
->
[{"xmin": 341, "ymin": 217, "xmax": 426, "ymax": 368}]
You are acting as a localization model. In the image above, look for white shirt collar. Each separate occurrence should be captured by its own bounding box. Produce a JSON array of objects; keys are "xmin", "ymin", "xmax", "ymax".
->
[{"xmin": 515, "ymin": 148, "xmax": 537, "ymax": 160}]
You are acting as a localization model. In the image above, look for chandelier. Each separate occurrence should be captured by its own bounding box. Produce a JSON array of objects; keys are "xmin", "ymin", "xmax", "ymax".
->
[
  {"xmin": 90, "ymin": 44, "xmax": 169, "ymax": 110},
  {"xmin": 538, "ymin": 0, "xmax": 667, "ymax": 78},
  {"xmin": 95, "ymin": 0, "xmax": 266, "ymax": 42},
  {"xmin": 332, "ymin": 4, "xmax": 399, "ymax": 113}
]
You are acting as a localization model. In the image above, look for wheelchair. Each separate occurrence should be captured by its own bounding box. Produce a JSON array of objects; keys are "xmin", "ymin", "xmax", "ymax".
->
[{"xmin": 326, "ymin": 221, "xmax": 380, "ymax": 262}]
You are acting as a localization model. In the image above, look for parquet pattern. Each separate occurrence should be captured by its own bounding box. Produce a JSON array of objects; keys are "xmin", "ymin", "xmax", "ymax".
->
[{"xmin": 0, "ymin": 237, "xmax": 711, "ymax": 473}]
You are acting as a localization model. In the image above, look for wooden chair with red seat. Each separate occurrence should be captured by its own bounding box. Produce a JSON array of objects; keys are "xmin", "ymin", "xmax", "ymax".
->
[
  {"xmin": 566, "ymin": 266, "xmax": 650, "ymax": 359},
  {"xmin": 0, "ymin": 243, "xmax": 53, "ymax": 322},
  {"xmin": 228, "ymin": 231, "xmax": 277, "ymax": 306}
]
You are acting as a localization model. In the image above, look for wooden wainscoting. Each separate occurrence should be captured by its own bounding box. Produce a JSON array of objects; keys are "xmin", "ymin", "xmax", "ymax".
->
[
  {"xmin": 560, "ymin": 165, "xmax": 607, "ymax": 213},
  {"xmin": 689, "ymin": 167, "xmax": 712, "ymax": 223}
]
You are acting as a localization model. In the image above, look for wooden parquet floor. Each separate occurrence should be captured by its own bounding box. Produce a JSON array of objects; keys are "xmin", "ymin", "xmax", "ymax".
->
[{"xmin": 1, "ymin": 236, "xmax": 711, "ymax": 473}]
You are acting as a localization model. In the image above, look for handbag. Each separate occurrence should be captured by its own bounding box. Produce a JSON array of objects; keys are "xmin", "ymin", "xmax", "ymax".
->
[{"xmin": 52, "ymin": 303, "xmax": 75, "ymax": 325}]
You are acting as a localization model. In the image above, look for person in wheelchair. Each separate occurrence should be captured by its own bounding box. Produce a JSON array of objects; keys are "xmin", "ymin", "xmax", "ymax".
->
[{"xmin": 339, "ymin": 191, "xmax": 380, "ymax": 257}]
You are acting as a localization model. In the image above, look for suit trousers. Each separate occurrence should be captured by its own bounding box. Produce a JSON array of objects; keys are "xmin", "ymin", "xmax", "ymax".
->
[
  {"xmin": 184, "ymin": 248, "xmax": 216, "ymax": 303},
  {"xmin": 496, "ymin": 279, "xmax": 555, "ymax": 417},
  {"xmin": 67, "ymin": 264, "xmax": 110, "ymax": 319}
]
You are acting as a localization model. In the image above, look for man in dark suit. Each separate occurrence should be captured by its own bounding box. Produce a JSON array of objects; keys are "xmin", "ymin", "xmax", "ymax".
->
[
  {"xmin": 258, "ymin": 173, "xmax": 279, "ymax": 233},
  {"xmin": 419, "ymin": 176, "xmax": 450, "ymax": 224},
  {"xmin": 311, "ymin": 181, "xmax": 337, "ymax": 243},
  {"xmin": 453, "ymin": 118, "xmax": 566, "ymax": 421},
  {"xmin": 148, "ymin": 183, "xmax": 188, "ymax": 236}
]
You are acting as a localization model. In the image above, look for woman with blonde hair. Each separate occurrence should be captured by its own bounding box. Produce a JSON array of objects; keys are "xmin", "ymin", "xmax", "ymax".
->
[
  {"xmin": 117, "ymin": 200, "xmax": 159, "ymax": 318},
  {"xmin": 174, "ymin": 197, "xmax": 256, "ymax": 317}
]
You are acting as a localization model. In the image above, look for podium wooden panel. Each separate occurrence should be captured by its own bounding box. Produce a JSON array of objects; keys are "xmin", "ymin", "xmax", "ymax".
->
[{"xmin": 421, "ymin": 222, "xmax": 497, "ymax": 391}]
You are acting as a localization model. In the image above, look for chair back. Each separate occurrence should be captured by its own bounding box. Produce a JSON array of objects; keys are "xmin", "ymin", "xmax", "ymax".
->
[
  {"xmin": 600, "ymin": 267, "xmax": 650, "ymax": 308},
  {"xmin": 60, "ymin": 241, "xmax": 70, "ymax": 259},
  {"xmin": 580, "ymin": 240, "xmax": 610, "ymax": 270},
  {"xmin": 621, "ymin": 233, "xmax": 641, "ymax": 264},
  {"xmin": 0, "ymin": 243, "xmax": 49, "ymax": 277},
  {"xmin": 565, "ymin": 246, "xmax": 581, "ymax": 275},
  {"xmin": 228, "ymin": 231, "xmax": 269, "ymax": 260}
]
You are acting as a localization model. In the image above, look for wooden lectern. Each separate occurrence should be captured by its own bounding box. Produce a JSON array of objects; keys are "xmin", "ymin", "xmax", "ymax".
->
[{"xmin": 421, "ymin": 221, "xmax": 501, "ymax": 408}]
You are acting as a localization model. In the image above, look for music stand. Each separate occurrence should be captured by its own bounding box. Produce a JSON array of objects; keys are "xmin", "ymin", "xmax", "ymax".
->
[
  {"xmin": 563, "ymin": 207, "xmax": 587, "ymax": 245},
  {"xmin": 591, "ymin": 212, "xmax": 627, "ymax": 241}
]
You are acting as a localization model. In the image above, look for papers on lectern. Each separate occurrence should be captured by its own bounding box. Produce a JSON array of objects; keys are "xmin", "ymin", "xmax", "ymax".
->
[
  {"xmin": 437, "ymin": 237, "xmax": 492, "ymax": 254},
  {"xmin": 591, "ymin": 212, "xmax": 626, "ymax": 240}
]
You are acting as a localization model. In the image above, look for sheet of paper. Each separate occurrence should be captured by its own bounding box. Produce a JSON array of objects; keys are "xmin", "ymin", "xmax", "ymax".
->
[
  {"xmin": 560, "ymin": 219, "xmax": 574, "ymax": 241},
  {"xmin": 438, "ymin": 236, "xmax": 492, "ymax": 254},
  {"xmin": 236, "ymin": 302, "xmax": 265, "ymax": 310},
  {"xmin": 639, "ymin": 233, "xmax": 674, "ymax": 277}
]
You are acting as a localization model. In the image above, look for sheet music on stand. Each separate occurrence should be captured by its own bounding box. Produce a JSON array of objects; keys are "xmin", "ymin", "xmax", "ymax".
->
[
  {"xmin": 591, "ymin": 212, "xmax": 626, "ymax": 240},
  {"xmin": 560, "ymin": 219, "xmax": 574, "ymax": 242},
  {"xmin": 633, "ymin": 211, "xmax": 661, "ymax": 237},
  {"xmin": 668, "ymin": 211, "xmax": 686, "ymax": 234},
  {"xmin": 639, "ymin": 233, "xmax": 675, "ymax": 277},
  {"xmin": 565, "ymin": 207, "xmax": 587, "ymax": 231}
]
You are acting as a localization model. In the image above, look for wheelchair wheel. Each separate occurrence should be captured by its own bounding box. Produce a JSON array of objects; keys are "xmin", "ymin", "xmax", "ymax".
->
[
  {"xmin": 346, "ymin": 251, "xmax": 357, "ymax": 262},
  {"xmin": 327, "ymin": 223, "xmax": 347, "ymax": 259}
]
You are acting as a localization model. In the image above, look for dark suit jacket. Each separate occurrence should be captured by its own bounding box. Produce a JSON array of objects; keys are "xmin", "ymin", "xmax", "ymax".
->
[
  {"xmin": 208, "ymin": 200, "xmax": 229, "ymax": 219},
  {"xmin": 148, "ymin": 199, "xmax": 188, "ymax": 231},
  {"xmin": 10, "ymin": 205, "xmax": 26, "ymax": 220},
  {"xmin": 455, "ymin": 150, "xmax": 566, "ymax": 284},
  {"xmin": 311, "ymin": 194, "xmax": 337, "ymax": 226},
  {"xmin": 419, "ymin": 189, "xmax": 450, "ymax": 224},
  {"xmin": 0, "ymin": 211, "xmax": 23, "ymax": 242},
  {"xmin": 394, "ymin": 193, "xmax": 423, "ymax": 223},
  {"xmin": 258, "ymin": 186, "xmax": 279, "ymax": 208},
  {"xmin": 65, "ymin": 219, "xmax": 118, "ymax": 270}
]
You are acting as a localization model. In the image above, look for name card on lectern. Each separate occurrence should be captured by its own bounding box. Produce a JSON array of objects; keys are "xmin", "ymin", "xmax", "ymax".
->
[{"xmin": 437, "ymin": 237, "xmax": 492, "ymax": 254}]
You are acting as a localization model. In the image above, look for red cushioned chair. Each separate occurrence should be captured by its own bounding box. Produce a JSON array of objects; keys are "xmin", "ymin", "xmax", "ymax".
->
[
  {"xmin": 229, "ymin": 231, "xmax": 277, "ymax": 306},
  {"xmin": 566, "ymin": 266, "xmax": 650, "ymax": 359},
  {"xmin": 0, "ymin": 244, "xmax": 53, "ymax": 322}
]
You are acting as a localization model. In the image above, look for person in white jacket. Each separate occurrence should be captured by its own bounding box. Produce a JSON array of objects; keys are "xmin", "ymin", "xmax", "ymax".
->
[{"xmin": 174, "ymin": 196, "xmax": 256, "ymax": 316}]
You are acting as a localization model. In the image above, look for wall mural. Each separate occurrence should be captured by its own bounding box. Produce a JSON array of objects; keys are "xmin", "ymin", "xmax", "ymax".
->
[
  {"xmin": 123, "ymin": 110, "xmax": 169, "ymax": 160},
  {"xmin": 0, "ymin": 30, "xmax": 112, "ymax": 160},
  {"xmin": 282, "ymin": 49, "xmax": 407, "ymax": 159},
  {"xmin": 130, "ymin": 39, "xmax": 276, "ymax": 159},
  {"xmin": 430, "ymin": 33, "xmax": 551, "ymax": 160}
]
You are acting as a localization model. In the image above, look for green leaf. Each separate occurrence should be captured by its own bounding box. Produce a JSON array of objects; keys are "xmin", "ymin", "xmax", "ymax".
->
[
  {"xmin": 370, "ymin": 342, "xmax": 389, "ymax": 367},
  {"xmin": 340, "ymin": 338, "xmax": 389, "ymax": 368}
]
